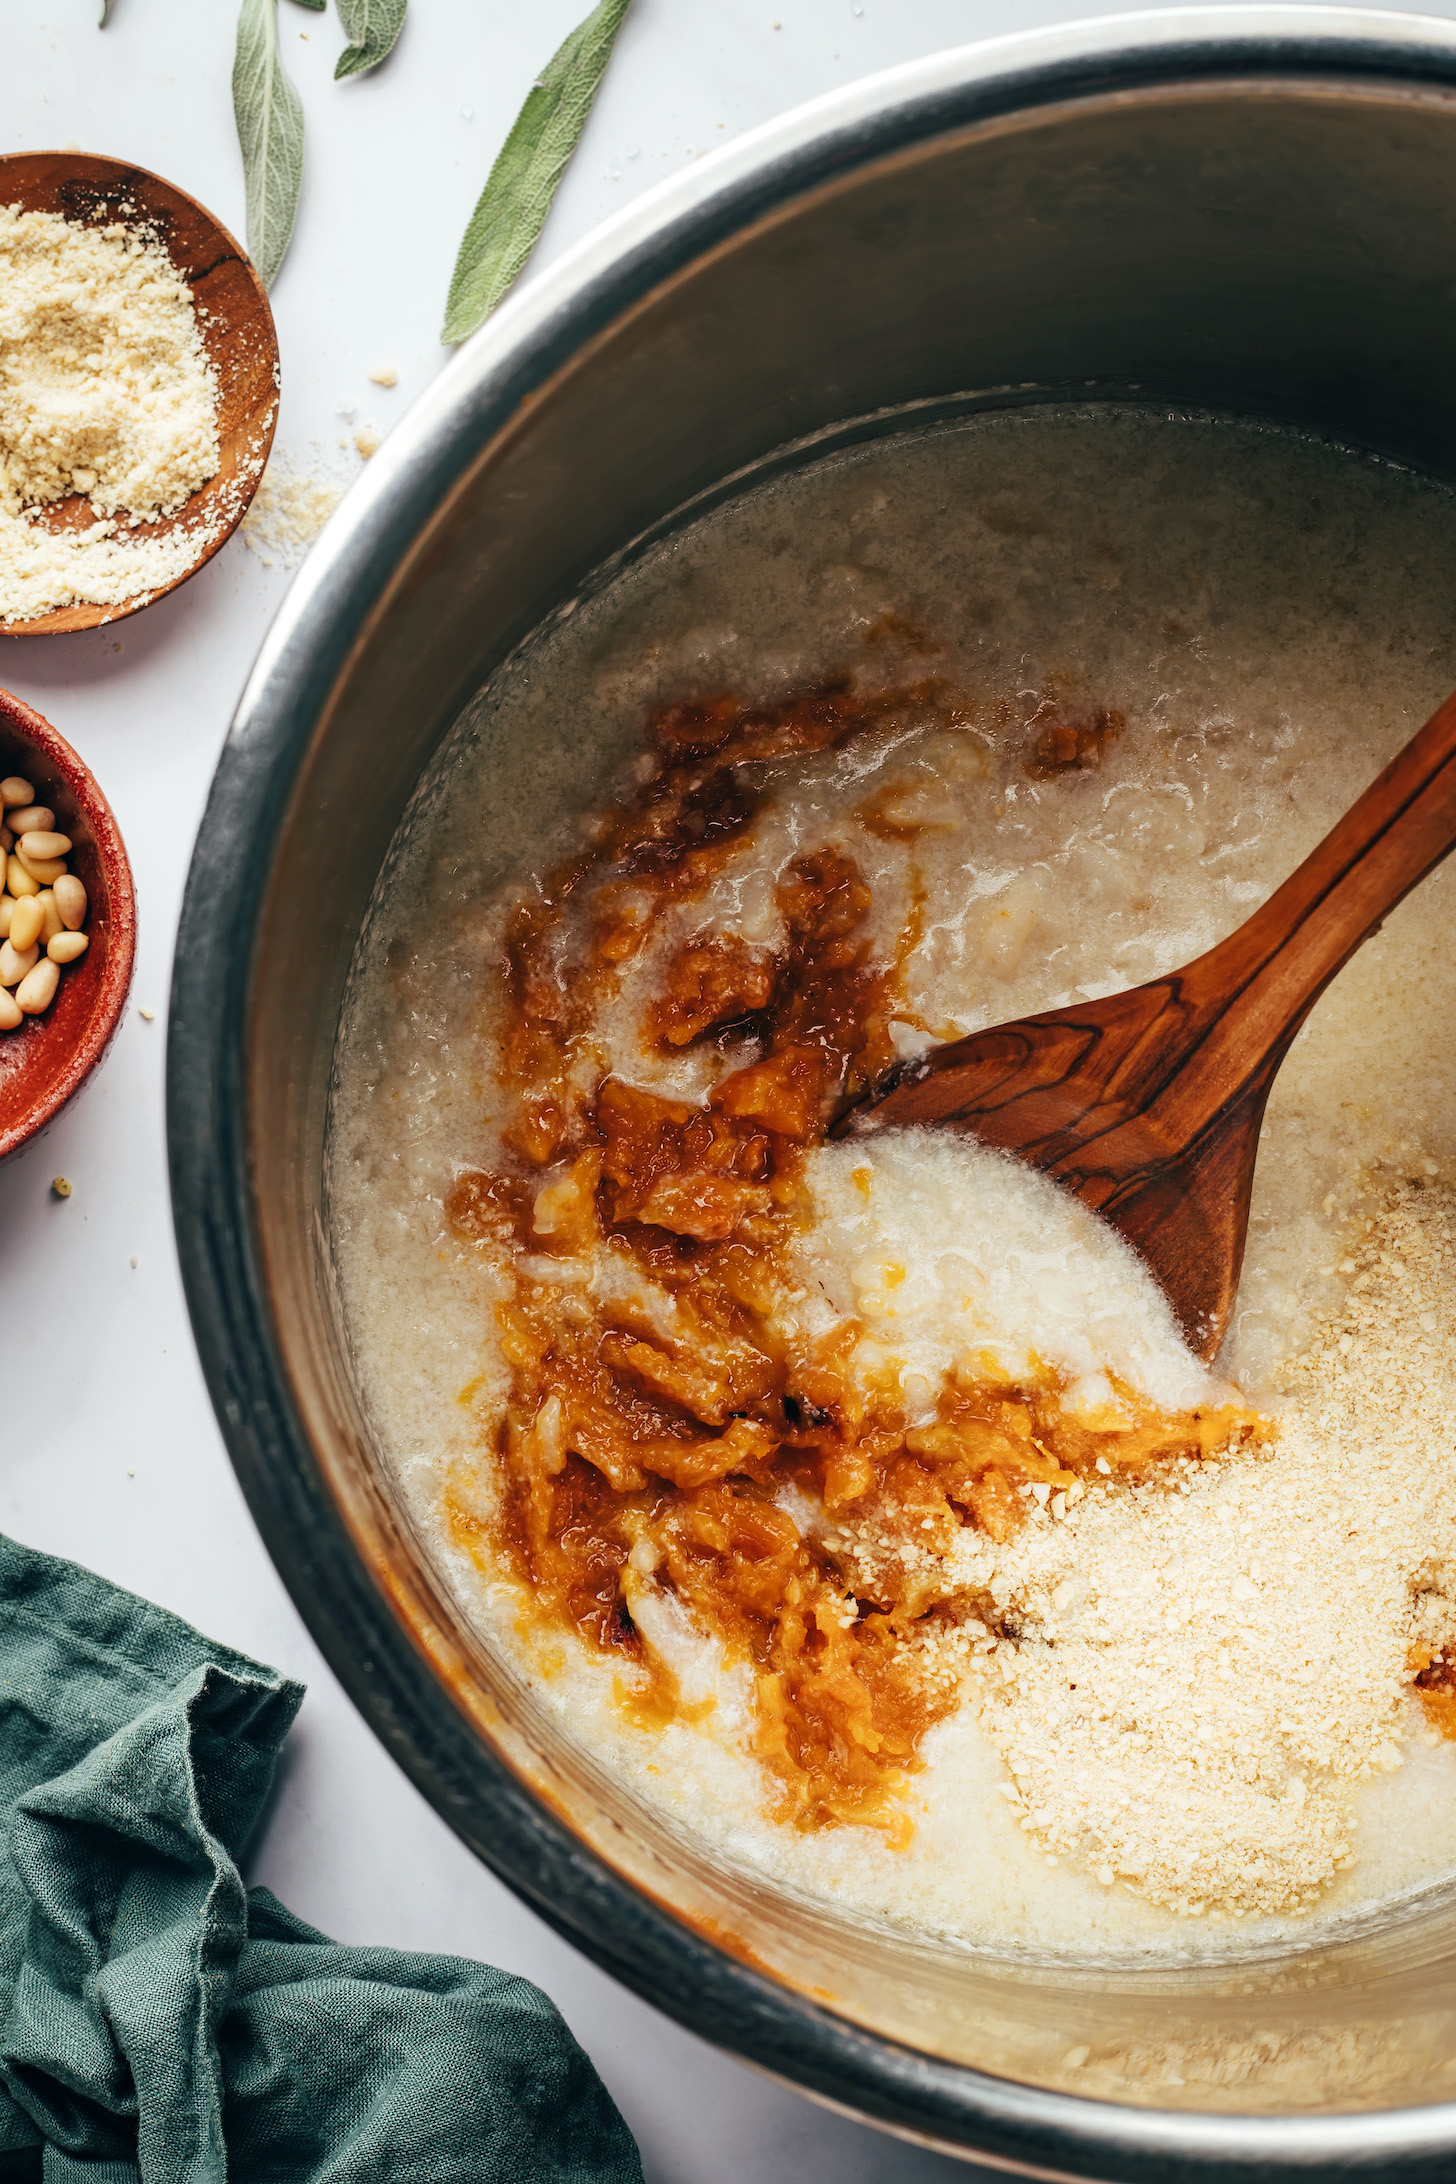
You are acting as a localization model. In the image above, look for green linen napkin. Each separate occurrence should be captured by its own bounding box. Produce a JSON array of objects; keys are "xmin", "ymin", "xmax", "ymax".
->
[{"xmin": 0, "ymin": 1534, "xmax": 643, "ymax": 2184}]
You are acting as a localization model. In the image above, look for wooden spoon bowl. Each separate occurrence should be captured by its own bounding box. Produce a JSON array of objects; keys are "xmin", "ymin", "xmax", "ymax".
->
[
  {"xmin": 0, "ymin": 687, "xmax": 136, "ymax": 1158},
  {"xmin": 0, "ymin": 151, "xmax": 279, "ymax": 639}
]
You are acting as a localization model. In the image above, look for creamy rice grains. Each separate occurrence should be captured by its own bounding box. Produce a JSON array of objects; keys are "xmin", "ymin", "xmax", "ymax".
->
[{"xmin": 330, "ymin": 410, "xmax": 1456, "ymax": 1956}]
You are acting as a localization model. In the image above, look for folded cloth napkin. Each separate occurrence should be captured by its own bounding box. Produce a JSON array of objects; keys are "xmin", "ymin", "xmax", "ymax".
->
[{"xmin": 0, "ymin": 1535, "xmax": 643, "ymax": 2184}]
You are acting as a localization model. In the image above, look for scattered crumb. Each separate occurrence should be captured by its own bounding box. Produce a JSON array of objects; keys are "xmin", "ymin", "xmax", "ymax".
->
[
  {"xmin": 241, "ymin": 446, "xmax": 357, "ymax": 568},
  {"xmin": 126, "ymin": 1467, "xmax": 135, "ymax": 1477},
  {"xmin": 354, "ymin": 421, "xmax": 382, "ymax": 460},
  {"xmin": 129, "ymin": 1255, "xmax": 138, "ymax": 1269},
  {"xmin": 51, "ymin": 1176, "xmax": 71, "ymax": 1199},
  {"xmin": 368, "ymin": 365, "xmax": 398, "ymax": 388},
  {"xmin": 138, "ymin": 1005, "xmax": 155, "ymax": 1020}
]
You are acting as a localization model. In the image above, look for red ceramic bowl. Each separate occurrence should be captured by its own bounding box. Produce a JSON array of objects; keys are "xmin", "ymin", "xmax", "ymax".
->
[{"xmin": 0, "ymin": 689, "xmax": 136, "ymax": 1158}]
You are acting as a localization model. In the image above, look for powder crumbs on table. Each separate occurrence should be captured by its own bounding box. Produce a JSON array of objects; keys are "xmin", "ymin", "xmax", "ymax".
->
[
  {"xmin": 241, "ymin": 447, "xmax": 357, "ymax": 568},
  {"xmin": 959, "ymin": 1169, "xmax": 1456, "ymax": 1921},
  {"xmin": 0, "ymin": 203, "xmax": 223, "ymax": 624}
]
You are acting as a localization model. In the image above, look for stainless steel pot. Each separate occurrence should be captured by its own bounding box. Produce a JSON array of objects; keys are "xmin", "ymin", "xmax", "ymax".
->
[{"xmin": 169, "ymin": 12, "xmax": 1456, "ymax": 2173}]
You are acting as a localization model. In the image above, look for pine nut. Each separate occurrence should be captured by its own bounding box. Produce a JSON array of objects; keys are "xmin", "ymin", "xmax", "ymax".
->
[
  {"xmin": 15, "ymin": 960, "xmax": 58, "ymax": 1014},
  {"xmin": 19, "ymin": 832, "xmax": 70, "ymax": 861},
  {"xmin": 15, "ymin": 850, "xmax": 66, "ymax": 886},
  {"xmin": 0, "ymin": 940, "xmax": 37, "ymax": 985},
  {"xmin": 52, "ymin": 875, "xmax": 86, "ymax": 931},
  {"xmin": 9, "ymin": 898, "xmax": 44, "ymax": 953},
  {"xmin": 0, "ymin": 773, "xmax": 91, "ymax": 1022}
]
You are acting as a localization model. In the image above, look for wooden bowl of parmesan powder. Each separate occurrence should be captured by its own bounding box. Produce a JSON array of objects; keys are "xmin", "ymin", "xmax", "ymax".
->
[{"xmin": 0, "ymin": 152, "xmax": 279, "ymax": 636}]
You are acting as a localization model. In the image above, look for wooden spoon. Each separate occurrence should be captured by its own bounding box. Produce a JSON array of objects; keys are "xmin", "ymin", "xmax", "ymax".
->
[{"xmin": 833, "ymin": 688, "xmax": 1456, "ymax": 1360}]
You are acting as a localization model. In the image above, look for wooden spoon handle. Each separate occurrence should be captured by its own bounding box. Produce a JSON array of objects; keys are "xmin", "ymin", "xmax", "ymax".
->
[
  {"xmin": 838, "ymin": 685, "xmax": 1456, "ymax": 1169},
  {"xmin": 834, "ymin": 687, "xmax": 1456, "ymax": 1357},
  {"xmin": 1169, "ymin": 685, "xmax": 1456, "ymax": 1118}
]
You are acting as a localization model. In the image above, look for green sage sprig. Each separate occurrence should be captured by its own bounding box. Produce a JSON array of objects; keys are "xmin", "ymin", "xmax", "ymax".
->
[
  {"xmin": 108, "ymin": 0, "xmax": 613, "ymax": 315},
  {"xmin": 232, "ymin": 0, "xmax": 306, "ymax": 288},
  {"xmin": 442, "ymin": 0, "xmax": 633, "ymax": 345},
  {"xmin": 229, "ymin": 0, "xmax": 404, "ymax": 288},
  {"xmin": 336, "ymin": 0, "xmax": 408, "ymax": 79}
]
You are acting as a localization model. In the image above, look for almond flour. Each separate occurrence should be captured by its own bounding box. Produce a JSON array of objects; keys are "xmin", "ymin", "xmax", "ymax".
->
[
  {"xmin": 240, "ymin": 447, "xmax": 353, "ymax": 569},
  {"xmin": 967, "ymin": 1173, "xmax": 1456, "ymax": 1918},
  {"xmin": 0, "ymin": 203, "xmax": 222, "ymax": 623}
]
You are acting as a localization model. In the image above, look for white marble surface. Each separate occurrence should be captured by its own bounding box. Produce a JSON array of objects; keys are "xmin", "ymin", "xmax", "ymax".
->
[{"xmin": 2, "ymin": 2, "xmax": 1449, "ymax": 2176}]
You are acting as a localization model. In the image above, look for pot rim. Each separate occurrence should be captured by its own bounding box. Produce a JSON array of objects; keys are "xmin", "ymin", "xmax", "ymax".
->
[{"xmin": 170, "ymin": 12, "xmax": 1456, "ymax": 2174}]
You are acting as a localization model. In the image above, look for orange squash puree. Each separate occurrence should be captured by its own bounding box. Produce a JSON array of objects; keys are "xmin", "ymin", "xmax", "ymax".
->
[
  {"xmin": 444, "ymin": 684, "xmax": 1266, "ymax": 1833},
  {"xmin": 1413, "ymin": 1647, "xmax": 1456, "ymax": 1741}
]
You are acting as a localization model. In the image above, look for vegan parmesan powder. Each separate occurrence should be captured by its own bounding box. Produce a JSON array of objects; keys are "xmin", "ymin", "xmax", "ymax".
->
[{"xmin": 0, "ymin": 203, "xmax": 222, "ymax": 624}]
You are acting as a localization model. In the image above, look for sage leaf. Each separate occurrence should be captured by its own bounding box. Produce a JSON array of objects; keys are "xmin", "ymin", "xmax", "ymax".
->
[
  {"xmin": 441, "ymin": 0, "xmax": 633, "ymax": 345},
  {"xmin": 233, "ymin": 0, "xmax": 306, "ymax": 289},
  {"xmin": 290, "ymin": 0, "xmax": 327, "ymax": 10},
  {"xmin": 335, "ymin": 0, "xmax": 406, "ymax": 79}
]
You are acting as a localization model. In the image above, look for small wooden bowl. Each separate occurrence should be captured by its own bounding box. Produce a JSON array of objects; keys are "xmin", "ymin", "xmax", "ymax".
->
[
  {"xmin": 0, "ymin": 688, "xmax": 136, "ymax": 1158},
  {"xmin": 0, "ymin": 152, "xmax": 279, "ymax": 639}
]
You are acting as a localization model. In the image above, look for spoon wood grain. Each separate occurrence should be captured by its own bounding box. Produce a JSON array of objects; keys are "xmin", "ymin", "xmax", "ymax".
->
[
  {"xmin": 834, "ymin": 688, "xmax": 1456, "ymax": 1359},
  {"xmin": 0, "ymin": 152, "xmax": 278, "ymax": 640}
]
